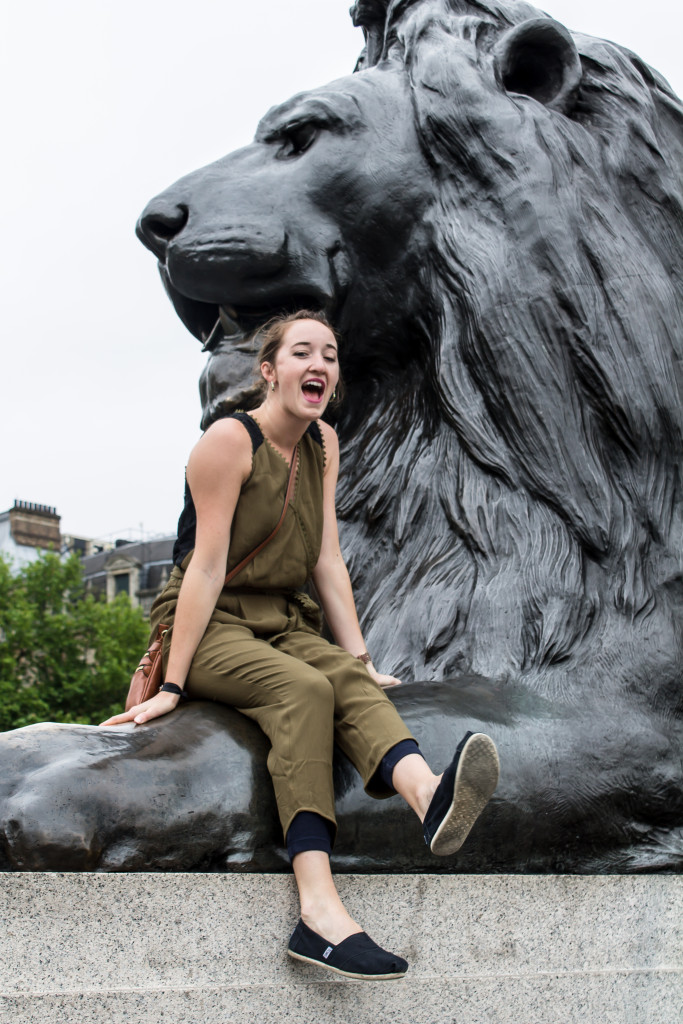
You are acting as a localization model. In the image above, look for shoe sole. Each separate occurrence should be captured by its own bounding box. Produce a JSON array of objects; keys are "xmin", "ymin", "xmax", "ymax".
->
[
  {"xmin": 430, "ymin": 733, "xmax": 499, "ymax": 856},
  {"xmin": 287, "ymin": 949, "xmax": 407, "ymax": 980}
]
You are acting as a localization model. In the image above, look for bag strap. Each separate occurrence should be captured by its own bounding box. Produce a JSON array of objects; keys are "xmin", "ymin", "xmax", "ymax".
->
[{"xmin": 223, "ymin": 444, "xmax": 299, "ymax": 586}]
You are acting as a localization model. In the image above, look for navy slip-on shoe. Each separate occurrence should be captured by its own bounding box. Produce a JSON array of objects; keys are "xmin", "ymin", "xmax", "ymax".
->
[
  {"xmin": 288, "ymin": 919, "xmax": 408, "ymax": 980},
  {"xmin": 423, "ymin": 731, "xmax": 500, "ymax": 856}
]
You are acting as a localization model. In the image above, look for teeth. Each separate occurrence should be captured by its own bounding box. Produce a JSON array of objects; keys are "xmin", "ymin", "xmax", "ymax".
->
[
  {"xmin": 201, "ymin": 318, "xmax": 224, "ymax": 352},
  {"xmin": 219, "ymin": 306, "xmax": 241, "ymax": 337}
]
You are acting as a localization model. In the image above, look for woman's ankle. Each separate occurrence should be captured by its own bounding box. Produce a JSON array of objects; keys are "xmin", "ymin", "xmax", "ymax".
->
[
  {"xmin": 292, "ymin": 848, "xmax": 363, "ymax": 944},
  {"xmin": 391, "ymin": 755, "xmax": 441, "ymax": 821},
  {"xmin": 300, "ymin": 905, "xmax": 362, "ymax": 945}
]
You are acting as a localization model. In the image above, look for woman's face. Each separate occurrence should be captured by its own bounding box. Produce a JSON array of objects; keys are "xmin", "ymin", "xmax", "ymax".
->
[{"xmin": 263, "ymin": 320, "xmax": 339, "ymax": 418}]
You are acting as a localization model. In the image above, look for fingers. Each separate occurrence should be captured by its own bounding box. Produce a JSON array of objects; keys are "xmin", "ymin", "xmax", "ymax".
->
[
  {"xmin": 364, "ymin": 662, "xmax": 403, "ymax": 688},
  {"xmin": 131, "ymin": 700, "xmax": 172, "ymax": 724},
  {"xmin": 370, "ymin": 670, "xmax": 403, "ymax": 688},
  {"xmin": 99, "ymin": 709, "xmax": 138, "ymax": 726},
  {"xmin": 99, "ymin": 693, "xmax": 179, "ymax": 727}
]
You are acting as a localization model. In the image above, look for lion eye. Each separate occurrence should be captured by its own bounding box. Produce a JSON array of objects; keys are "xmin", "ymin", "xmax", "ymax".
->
[{"xmin": 279, "ymin": 122, "xmax": 318, "ymax": 157}]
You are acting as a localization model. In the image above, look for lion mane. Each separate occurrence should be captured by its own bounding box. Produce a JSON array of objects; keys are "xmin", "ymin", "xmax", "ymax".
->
[{"xmin": 331, "ymin": 0, "xmax": 683, "ymax": 699}]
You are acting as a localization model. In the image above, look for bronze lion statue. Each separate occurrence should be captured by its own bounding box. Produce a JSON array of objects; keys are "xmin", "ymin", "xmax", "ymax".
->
[
  {"xmin": 1, "ymin": 0, "xmax": 681, "ymax": 873},
  {"xmin": 138, "ymin": 0, "xmax": 683, "ymax": 688}
]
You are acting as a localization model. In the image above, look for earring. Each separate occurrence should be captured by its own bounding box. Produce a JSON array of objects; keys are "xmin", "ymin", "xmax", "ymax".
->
[
  {"xmin": 270, "ymin": 381, "xmax": 275, "ymax": 392},
  {"xmin": 332, "ymin": 389, "xmax": 337, "ymax": 400}
]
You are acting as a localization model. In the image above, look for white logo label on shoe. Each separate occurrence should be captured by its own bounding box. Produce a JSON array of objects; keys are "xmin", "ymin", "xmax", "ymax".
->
[{"xmin": 323, "ymin": 946, "xmax": 333, "ymax": 959}]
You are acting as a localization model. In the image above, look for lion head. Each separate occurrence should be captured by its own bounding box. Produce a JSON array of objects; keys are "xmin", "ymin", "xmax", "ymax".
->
[{"xmin": 137, "ymin": 0, "xmax": 683, "ymax": 700}]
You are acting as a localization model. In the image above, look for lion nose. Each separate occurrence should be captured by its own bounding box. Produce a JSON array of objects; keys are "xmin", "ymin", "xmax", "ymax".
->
[{"xmin": 136, "ymin": 200, "xmax": 189, "ymax": 261}]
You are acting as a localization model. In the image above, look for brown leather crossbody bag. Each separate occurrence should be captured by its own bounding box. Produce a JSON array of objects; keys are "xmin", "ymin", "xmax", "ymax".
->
[{"xmin": 124, "ymin": 446, "xmax": 299, "ymax": 711}]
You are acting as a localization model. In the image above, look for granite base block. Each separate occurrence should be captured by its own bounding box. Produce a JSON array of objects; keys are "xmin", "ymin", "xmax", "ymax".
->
[{"xmin": 0, "ymin": 874, "xmax": 680, "ymax": 1024}]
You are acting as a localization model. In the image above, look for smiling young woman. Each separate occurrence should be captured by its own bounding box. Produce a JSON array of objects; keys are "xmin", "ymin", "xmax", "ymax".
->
[{"xmin": 101, "ymin": 309, "xmax": 499, "ymax": 981}]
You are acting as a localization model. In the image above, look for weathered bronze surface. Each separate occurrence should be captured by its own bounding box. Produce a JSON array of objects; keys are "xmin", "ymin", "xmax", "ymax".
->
[
  {"xmin": 2, "ymin": 0, "xmax": 681, "ymax": 872},
  {"xmin": 3, "ymin": 678, "xmax": 678, "ymax": 873}
]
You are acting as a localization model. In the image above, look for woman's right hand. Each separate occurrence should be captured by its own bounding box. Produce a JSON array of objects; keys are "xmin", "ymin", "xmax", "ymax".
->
[{"xmin": 99, "ymin": 690, "xmax": 181, "ymax": 727}]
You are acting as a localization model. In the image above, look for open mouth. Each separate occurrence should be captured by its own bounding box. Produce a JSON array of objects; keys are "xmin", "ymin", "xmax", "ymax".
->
[
  {"xmin": 302, "ymin": 379, "xmax": 326, "ymax": 402},
  {"xmin": 159, "ymin": 267, "xmax": 327, "ymax": 351}
]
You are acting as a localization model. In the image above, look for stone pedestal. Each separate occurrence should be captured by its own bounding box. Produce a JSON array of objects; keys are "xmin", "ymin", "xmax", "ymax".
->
[{"xmin": 1, "ymin": 874, "xmax": 679, "ymax": 1023}]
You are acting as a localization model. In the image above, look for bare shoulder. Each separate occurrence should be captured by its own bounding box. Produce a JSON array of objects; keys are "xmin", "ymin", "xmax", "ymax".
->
[
  {"xmin": 318, "ymin": 420, "xmax": 340, "ymax": 470},
  {"xmin": 188, "ymin": 416, "xmax": 253, "ymax": 483}
]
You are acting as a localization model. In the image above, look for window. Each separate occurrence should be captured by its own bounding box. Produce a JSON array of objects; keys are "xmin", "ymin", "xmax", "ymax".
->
[{"xmin": 114, "ymin": 573, "xmax": 130, "ymax": 596}]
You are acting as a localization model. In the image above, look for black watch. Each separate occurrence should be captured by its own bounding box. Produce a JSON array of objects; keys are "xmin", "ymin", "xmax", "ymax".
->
[{"xmin": 159, "ymin": 682, "xmax": 188, "ymax": 699}]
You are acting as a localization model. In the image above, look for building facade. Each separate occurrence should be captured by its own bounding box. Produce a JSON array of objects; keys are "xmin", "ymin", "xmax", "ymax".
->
[
  {"xmin": 80, "ymin": 537, "xmax": 175, "ymax": 617},
  {"xmin": 0, "ymin": 501, "xmax": 62, "ymax": 570},
  {"xmin": 0, "ymin": 500, "xmax": 174, "ymax": 616}
]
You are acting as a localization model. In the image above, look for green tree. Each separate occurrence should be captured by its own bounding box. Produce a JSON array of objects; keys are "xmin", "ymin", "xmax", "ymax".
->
[{"xmin": 0, "ymin": 552, "xmax": 149, "ymax": 731}]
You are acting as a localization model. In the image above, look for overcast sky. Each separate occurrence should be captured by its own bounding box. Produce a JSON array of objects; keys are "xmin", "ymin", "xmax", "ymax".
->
[{"xmin": 1, "ymin": 0, "xmax": 680, "ymax": 542}]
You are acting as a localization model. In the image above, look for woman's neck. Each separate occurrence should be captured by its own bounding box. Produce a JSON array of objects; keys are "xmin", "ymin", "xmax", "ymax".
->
[{"xmin": 250, "ymin": 402, "xmax": 310, "ymax": 458}]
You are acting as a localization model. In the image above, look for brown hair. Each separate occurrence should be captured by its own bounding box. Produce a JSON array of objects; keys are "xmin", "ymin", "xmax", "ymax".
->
[{"xmin": 254, "ymin": 309, "xmax": 344, "ymax": 404}]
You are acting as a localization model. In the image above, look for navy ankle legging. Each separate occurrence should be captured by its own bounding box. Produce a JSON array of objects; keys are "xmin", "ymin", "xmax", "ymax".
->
[{"xmin": 286, "ymin": 739, "xmax": 423, "ymax": 859}]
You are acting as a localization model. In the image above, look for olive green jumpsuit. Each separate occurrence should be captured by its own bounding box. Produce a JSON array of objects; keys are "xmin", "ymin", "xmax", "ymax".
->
[{"xmin": 149, "ymin": 414, "xmax": 414, "ymax": 841}]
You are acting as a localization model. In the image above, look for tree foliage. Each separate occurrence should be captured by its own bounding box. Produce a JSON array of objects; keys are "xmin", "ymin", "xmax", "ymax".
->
[{"xmin": 0, "ymin": 553, "xmax": 149, "ymax": 731}]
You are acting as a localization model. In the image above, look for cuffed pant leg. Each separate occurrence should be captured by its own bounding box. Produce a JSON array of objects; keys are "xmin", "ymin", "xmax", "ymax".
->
[
  {"xmin": 274, "ymin": 631, "xmax": 415, "ymax": 799},
  {"xmin": 185, "ymin": 621, "xmax": 337, "ymax": 839}
]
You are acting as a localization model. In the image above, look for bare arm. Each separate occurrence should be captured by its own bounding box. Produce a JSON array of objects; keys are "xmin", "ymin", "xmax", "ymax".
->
[
  {"xmin": 101, "ymin": 418, "xmax": 253, "ymax": 725},
  {"xmin": 311, "ymin": 422, "xmax": 401, "ymax": 688}
]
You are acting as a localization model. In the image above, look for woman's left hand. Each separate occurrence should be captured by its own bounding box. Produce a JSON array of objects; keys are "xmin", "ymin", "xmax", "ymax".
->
[{"xmin": 366, "ymin": 663, "xmax": 402, "ymax": 688}]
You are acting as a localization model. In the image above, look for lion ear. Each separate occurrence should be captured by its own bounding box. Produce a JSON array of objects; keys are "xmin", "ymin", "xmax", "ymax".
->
[{"xmin": 494, "ymin": 18, "xmax": 582, "ymax": 114}]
